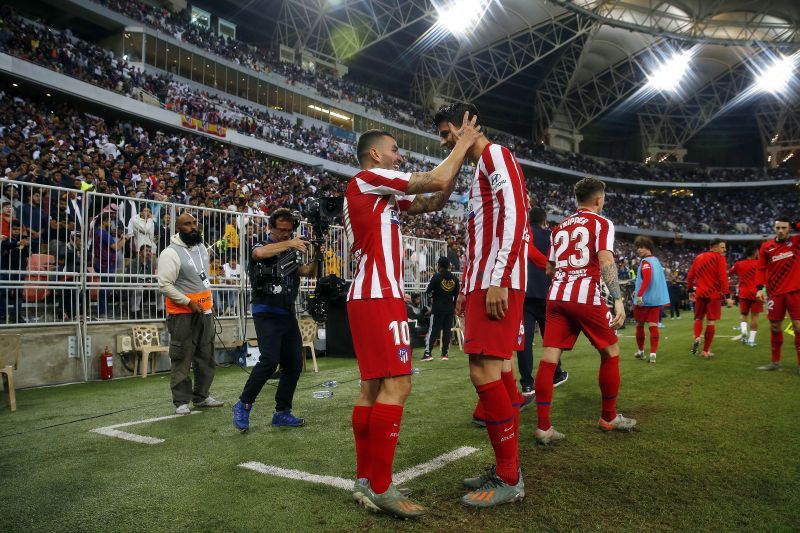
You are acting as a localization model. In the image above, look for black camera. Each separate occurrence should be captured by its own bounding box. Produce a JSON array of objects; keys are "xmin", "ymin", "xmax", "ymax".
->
[{"xmin": 305, "ymin": 196, "xmax": 344, "ymax": 236}]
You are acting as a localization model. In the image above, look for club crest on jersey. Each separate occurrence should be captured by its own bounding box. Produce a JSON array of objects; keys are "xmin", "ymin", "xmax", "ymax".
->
[
  {"xmin": 389, "ymin": 208, "xmax": 400, "ymax": 225},
  {"xmin": 398, "ymin": 347, "xmax": 409, "ymax": 363},
  {"xmin": 489, "ymin": 171, "xmax": 507, "ymax": 192}
]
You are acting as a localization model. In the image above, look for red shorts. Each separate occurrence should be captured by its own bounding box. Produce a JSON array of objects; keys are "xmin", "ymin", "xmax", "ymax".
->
[
  {"xmin": 543, "ymin": 300, "xmax": 618, "ymax": 351},
  {"xmin": 694, "ymin": 297, "xmax": 722, "ymax": 321},
  {"xmin": 633, "ymin": 305, "xmax": 662, "ymax": 324},
  {"xmin": 767, "ymin": 290, "xmax": 800, "ymax": 322},
  {"xmin": 463, "ymin": 288, "xmax": 524, "ymax": 359},
  {"xmin": 347, "ymin": 298, "xmax": 412, "ymax": 380},
  {"xmin": 739, "ymin": 298, "xmax": 764, "ymax": 315}
]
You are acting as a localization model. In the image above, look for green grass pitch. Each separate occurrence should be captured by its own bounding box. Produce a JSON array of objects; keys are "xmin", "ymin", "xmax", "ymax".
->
[{"xmin": 1, "ymin": 308, "xmax": 798, "ymax": 532}]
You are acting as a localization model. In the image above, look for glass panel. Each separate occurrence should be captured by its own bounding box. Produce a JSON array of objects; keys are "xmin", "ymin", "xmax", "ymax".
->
[
  {"xmin": 204, "ymin": 59, "xmax": 217, "ymax": 89},
  {"xmin": 179, "ymin": 51, "xmax": 192, "ymax": 80},
  {"xmin": 144, "ymin": 32, "xmax": 156, "ymax": 67},
  {"xmin": 165, "ymin": 42, "xmax": 179, "ymax": 75},
  {"xmin": 124, "ymin": 32, "xmax": 143, "ymax": 63},
  {"xmin": 190, "ymin": 7, "xmax": 211, "ymax": 30},
  {"xmin": 218, "ymin": 18, "xmax": 236, "ymax": 40}
]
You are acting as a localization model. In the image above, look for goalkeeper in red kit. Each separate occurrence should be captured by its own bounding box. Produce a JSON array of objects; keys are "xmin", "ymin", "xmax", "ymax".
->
[
  {"xmin": 687, "ymin": 239, "xmax": 733, "ymax": 358},
  {"xmin": 755, "ymin": 216, "xmax": 800, "ymax": 372}
]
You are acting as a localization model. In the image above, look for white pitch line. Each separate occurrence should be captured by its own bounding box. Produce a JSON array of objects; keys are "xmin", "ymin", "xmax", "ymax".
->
[
  {"xmin": 239, "ymin": 446, "xmax": 478, "ymax": 490},
  {"xmin": 90, "ymin": 412, "xmax": 201, "ymax": 445},
  {"xmin": 393, "ymin": 446, "xmax": 478, "ymax": 485},
  {"xmin": 239, "ymin": 462, "xmax": 353, "ymax": 490}
]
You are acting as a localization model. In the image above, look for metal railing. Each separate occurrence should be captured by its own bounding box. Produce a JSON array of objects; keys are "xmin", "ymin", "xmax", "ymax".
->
[{"xmin": 0, "ymin": 179, "xmax": 447, "ymax": 330}]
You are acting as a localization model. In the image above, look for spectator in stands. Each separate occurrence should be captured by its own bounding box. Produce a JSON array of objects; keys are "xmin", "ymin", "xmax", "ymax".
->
[
  {"xmin": 128, "ymin": 205, "xmax": 156, "ymax": 254},
  {"xmin": 93, "ymin": 213, "xmax": 128, "ymax": 318},
  {"xmin": 16, "ymin": 190, "xmax": 45, "ymax": 253},
  {"xmin": 128, "ymin": 243, "xmax": 156, "ymax": 318}
]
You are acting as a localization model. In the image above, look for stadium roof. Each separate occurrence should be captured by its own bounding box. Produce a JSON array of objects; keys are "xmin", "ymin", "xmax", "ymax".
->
[{"xmin": 202, "ymin": 0, "xmax": 800, "ymax": 164}]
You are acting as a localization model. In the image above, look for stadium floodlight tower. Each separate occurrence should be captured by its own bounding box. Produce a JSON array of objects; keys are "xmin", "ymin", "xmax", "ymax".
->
[
  {"xmin": 433, "ymin": 0, "xmax": 493, "ymax": 36},
  {"xmin": 755, "ymin": 55, "xmax": 796, "ymax": 93},
  {"xmin": 646, "ymin": 49, "xmax": 693, "ymax": 92}
]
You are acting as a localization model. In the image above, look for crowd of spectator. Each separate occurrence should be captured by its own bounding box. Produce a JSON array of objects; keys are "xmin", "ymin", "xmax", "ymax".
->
[{"xmin": 3, "ymin": 6, "xmax": 798, "ymax": 190}]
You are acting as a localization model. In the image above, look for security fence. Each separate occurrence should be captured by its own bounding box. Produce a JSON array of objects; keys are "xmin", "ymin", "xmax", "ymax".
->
[{"xmin": 0, "ymin": 179, "xmax": 448, "ymax": 330}]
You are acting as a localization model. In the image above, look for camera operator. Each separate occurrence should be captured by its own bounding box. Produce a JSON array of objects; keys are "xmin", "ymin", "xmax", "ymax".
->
[{"xmin": 232, "ymin": 208, "xmax": 317, "ymax": 432}]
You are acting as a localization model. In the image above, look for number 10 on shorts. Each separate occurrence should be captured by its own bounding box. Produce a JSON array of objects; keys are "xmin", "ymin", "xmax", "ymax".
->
[{"xmin": 389, "ymin": 320, "xmax": 411, "ymax": 345}]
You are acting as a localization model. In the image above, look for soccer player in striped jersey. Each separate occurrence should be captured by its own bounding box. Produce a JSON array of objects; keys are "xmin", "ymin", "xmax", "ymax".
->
[
  {"xmin": 755, "ymin": 216, "xmax": 800, "ymax": 372},
  {"xmin": 346, "ymin": 115, "xmax": 482, "ymax": 519},
  {"xmin": 533, "ymin": 177, "xmax": 637, "ymax": 445},
  {"xmin": 435, "ymin": 103, "xmax": 528, "ymax": 508},
  {"xmin": 686, "ymin": 239, "xmax": 732, "ymax": 358},
  {"xmin": 729, "ymin": 246, "xmax": 762, "ymax": 346}
]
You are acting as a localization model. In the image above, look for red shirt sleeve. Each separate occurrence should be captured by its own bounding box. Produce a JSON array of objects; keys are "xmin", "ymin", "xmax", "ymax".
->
[
  {"xmin": 687, "ymin": 258, "xmax": 697, "ymax": 291},
  {"xmin": 755, "ymin": 241, "xmax": 768, "ymax": 287},
  {"xmin": 637, "ymin": 261, "xmax": 652, "ymax": 297},
  {"xmin": 718, "ymin": 255, "xmax": 729, "ymax": 296},
  {"xmin": 527, "ymin": 226, "xmax": 548, "ymax": 269}
]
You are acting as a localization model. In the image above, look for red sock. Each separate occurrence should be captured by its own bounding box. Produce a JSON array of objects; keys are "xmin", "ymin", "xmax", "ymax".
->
[
  {"xmin": 534, "ymin": 361, "xmax": 557, "ymax": 431},
  {"xmin": 693, "ymin": 319, "xmax": 703, "ymax": 339},
  {"xmin": 649, "ymin": 326, "xmax": 659, "ymax": 353},
  {"xmin": 771, "ymin": 330, "xmax": 783, "ymax": 363},
  {"xmin": 473, "ymin": 398, "xmax": 486, "ymax": 422},
  {"xmin": 367, "ymin": 403, "xmax": 403, "ymax": 494},
  {"xmin": 703, "ymin": 325, "xmax": 716, "ymax": 353},
  {"xmin": 351, "ymin": 405, "xmax": 372, "ymax": 479},
  {"xmin": 475, "ymin": 380, "xmax": 518, "ymax": 485},
  {"xmin": 795, "ymin": 335, "xmax": 800, "ymax": 366},
  {"xmin": 500, "ymin": 370, "xmax": 521, "ymax": 437},
  {"xmin": 635, "ymin": 324, "xmax": 645, "ymax": 351},
  {"xmin": 599, "ymin": 356, "xmax": 620, "ymax": 422}
]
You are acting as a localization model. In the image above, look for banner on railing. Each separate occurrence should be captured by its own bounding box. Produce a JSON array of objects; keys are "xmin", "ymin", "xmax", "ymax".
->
[{"xmin": 180, "ymin": 114, "xmax": 228, "ymax": 138}]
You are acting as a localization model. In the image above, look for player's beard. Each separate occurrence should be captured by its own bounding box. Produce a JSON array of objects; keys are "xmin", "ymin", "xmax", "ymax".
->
[{"xmin": 180, "ymin": 230, "xmax": 202, "ymax": 246}]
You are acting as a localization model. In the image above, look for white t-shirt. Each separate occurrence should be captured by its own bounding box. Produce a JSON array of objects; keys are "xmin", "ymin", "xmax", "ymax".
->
[{"xmin": 223, "ymin": 263, "xmax": 241, "ymax": 280}]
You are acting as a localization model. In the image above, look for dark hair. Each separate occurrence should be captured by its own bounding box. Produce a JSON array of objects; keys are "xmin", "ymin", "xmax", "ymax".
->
[
  {"xmin": 775, "ymin": 215, "xmax": 792, "ymax": 223},
  {"xmin": 269, "ymin": 207, "xmax": 296, "ymax": 228},
  {"xmin": 356, "ymin": 130, "xmax": 394, "ymax": 165},
  {"xmin": 437, "ymin": 256, "xmax": 450, "ymax": 270},
  {"xmin": 574, "ymin": 177, "xmax": 606, "ymax": 204},
  {"xmin": 529, "ymin": 207, "xmax": 547, "ymax": 226},
  {"xmin": 710, "ymin": 238, "xmax": 725, "ymax": 248},
  {"xmin": 634, "ymin": 235, "xmax": 655, "ymax": 252},
  {"xmin": 433, "ymin": 103, "xmax": 481, "ymax": 129},
  {"xmin": 745, "ymin": 245, "xmax": 759, "ymax": 257}
]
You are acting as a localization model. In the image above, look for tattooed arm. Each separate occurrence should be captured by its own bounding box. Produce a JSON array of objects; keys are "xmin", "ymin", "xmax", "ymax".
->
[
  {"xmin": 599, "ymin": 249, "xmax": 625, "ymax": 328},
  {"xmin": 405, "ymin": 166, "xmax": 460, "ymax": 214}
]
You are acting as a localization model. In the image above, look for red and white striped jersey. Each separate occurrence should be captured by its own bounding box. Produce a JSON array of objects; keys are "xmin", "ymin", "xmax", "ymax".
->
[
  {"xmin": 547, "ymin": 209, "xmax": 615, "ymax": 305},
  {"xmin": 343, "ymin": 168, "xmax": 416, "ymax": 301},
  {"xmin": 462, "ymin": 143, "xmax": 529, "ymax": 293}
]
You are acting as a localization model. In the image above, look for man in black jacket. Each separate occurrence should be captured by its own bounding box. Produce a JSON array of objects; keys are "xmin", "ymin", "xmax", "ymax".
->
[
  {"xmin": 518, "ymin": 207, "xmax": 568, "ymax": 395},
  {"xmin": 422, "ymin": 257, "xmax": 460, "ymax": 361}
]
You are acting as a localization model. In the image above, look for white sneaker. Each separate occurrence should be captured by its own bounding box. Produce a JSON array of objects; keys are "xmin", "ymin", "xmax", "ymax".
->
[
  {"xmin": 175, "ymin": 404, "xmax": 191, "ymax": 415},
  {"xmin": 194, "ymin": 396, "xmax": 224, "ymax": 408},
  {"xmin": 534, "ymin": 426, "xmax": 565, "ymax": 445},
  {"xmin": 648, "ymin": 353, "xmax": 656, "ymax": 364},
  {"xmin": 599, "ymin": 414, "xmax": 637, "ymax": 432},
  {"xmin": 634, "ymin": 350, "xmax": 644, "ymax": 360}
]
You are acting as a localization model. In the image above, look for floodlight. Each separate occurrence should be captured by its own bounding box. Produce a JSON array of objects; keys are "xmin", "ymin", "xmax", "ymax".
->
[
  {"xmin": 647, "ymin": 50, "xmax": 693, "ymax": 92},
  {"xmin": 434, "ymin": 0, "xmax": 492, "ymax": 36},
  {"xmin": 755, "ymin": 56, "xmax": 794, "ymax": 93}
]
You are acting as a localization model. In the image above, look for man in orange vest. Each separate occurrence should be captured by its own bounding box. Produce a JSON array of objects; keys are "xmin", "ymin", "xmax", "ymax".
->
[{"xmin": 157, "ymin": 211, "xmax": 223, "ymax": 415}]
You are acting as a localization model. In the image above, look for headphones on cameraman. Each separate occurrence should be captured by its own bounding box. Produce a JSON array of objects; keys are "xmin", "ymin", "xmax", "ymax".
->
[{"xmin": 269, "ymin": 208, "xmax": 301, "ymax": 230}]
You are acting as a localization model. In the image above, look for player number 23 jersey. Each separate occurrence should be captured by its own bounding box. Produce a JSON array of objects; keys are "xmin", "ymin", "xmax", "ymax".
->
[{"xmin": 547, "ymin": 209, "xmax": 615, "ymax": 305}]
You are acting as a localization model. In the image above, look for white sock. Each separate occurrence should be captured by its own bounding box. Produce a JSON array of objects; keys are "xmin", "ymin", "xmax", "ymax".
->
[
  {"xmin": 740, "ymin": 321, "xmax": 748, "ymax": 335},
  {"xmin": 749, "ymin": 330, "xmax": 757, "ymax": 343}
]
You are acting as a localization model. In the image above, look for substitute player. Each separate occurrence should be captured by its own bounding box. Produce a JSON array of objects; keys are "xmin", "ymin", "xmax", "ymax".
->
[
  {"xmin": 436, "ymin": 103, "xmax": 528, "ymax": 507},
  {"xmin": 687, "ymin": 239, "xmax": 732, "ymax": 358},
  {"xmin": 730, "ymin": 247, "xmax": 762, "ymax": 347},
  {"xmin": 755, "ymin": 217, "xmax": 800, "ymax": 372},
  {"xmin": 633, "ymin": 236, "xmax": 670, "ymax": 364},
  {"xmin": 533, "ymin": 177, "xmax": 636, "ymax": 446},
  {"xmin": 346, "ymin": 115, "xmax": 481, "ymax": 519}
]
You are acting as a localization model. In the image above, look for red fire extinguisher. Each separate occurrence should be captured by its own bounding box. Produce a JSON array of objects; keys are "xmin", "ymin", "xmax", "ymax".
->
[{"xmin": 100, "ymin": 346, "xmax": 114, "ymax": 380}]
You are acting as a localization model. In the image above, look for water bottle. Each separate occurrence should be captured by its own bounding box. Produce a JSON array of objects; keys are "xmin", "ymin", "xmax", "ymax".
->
[
  {"xmin": 323, "ymin": 380, "xmax": 338, "ymax": 388},
  {"xmin": 411, "ymin": 368, "xmax": 420, "ymax": 375},
  {"xmin": 313, "ymin": 390, "xmax": 334, "ymax": 399}
]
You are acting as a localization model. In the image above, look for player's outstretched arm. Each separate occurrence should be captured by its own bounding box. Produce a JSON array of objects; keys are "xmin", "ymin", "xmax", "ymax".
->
[
  {"xmin": 405, "ymin": 112, "xmax": 480, "ymax": 197},
  {"xmin": 599, "ymin": 250, "xmax": 625, "ymax": 329}
]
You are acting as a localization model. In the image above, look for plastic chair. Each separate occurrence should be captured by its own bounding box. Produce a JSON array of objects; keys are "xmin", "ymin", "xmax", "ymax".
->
[
  {"xmin": 451, "ymin": 315, "xmax": 464, "ymax": 351},
  {"xmin": 0, "ymin": 334, "xmax": 21, "ymax": 411},
  {"xmin": 298, "ymin": 318, "xmax": 319, "ymax": 373},
  {"xmin": 131, "ymin": 326, "xmax": 169, "ymax": 378}
]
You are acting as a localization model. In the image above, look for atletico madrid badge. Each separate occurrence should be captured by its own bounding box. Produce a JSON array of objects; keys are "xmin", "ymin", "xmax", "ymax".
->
[{"xmin": 398, "ymin": 347, "xmax": 409, "ymax": 363}]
